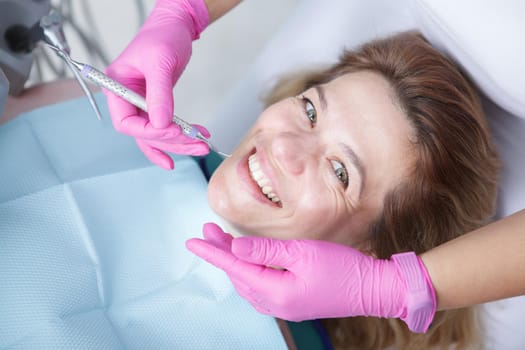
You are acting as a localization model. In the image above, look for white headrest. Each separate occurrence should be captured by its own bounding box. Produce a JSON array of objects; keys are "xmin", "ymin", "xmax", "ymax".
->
[{"xmin": 412, "ymin": 0, "xmax": 525, "ymax": 118}]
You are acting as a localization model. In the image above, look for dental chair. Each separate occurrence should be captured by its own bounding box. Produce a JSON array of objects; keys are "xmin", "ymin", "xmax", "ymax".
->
[{"xmin": 1, "ymin": 0, "xmax": 524, "ymax": 349}]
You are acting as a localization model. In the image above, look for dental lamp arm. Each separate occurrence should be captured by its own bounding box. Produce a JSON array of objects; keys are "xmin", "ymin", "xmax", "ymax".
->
[
  {"xmin": 104, "ymin": 0, "xmax": 240, "ymax": 170},
  {"xmin": 187, "ymin": 210, "xmax": 525, "ymax": 333}
]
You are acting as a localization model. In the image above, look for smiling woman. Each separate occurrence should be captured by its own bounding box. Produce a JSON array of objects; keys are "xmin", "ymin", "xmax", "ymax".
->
[
  {"xmin": 208, "ymin": 69, "xmax": 415, "ymax": 248},
  {"xmin": 0, "ymin": 29, "xmax": 502, "ymax": 349},
  {"xmin": 206, "ymin": 31, "xmax": 500, "ymax": 349}
]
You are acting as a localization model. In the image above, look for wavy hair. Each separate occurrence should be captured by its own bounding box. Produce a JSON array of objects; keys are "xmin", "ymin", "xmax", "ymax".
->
[{"xmin": 264, "ymin": 31, "xmax": 500, "ymax": 349}]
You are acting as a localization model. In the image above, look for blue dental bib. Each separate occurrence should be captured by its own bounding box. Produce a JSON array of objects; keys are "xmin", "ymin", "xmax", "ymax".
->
[{"xmin": 0, "ymin": 93, "xmax": 286, "ymax": 349}]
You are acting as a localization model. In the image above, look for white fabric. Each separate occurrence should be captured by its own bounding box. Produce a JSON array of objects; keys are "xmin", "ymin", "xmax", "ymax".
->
[
  {"xmin": 410, "ymin": 0, "xmax": 525, "ymax": 219},
  {"xmin": 413, "ymin": 0, "xmax": 525, "ymax": 118}
]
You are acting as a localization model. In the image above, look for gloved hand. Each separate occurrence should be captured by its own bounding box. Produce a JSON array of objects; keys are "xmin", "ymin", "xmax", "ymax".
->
[
  {"xmin": 105, "ymin": 0, "xmax": 210, "ymax": 169},
  {"xmin": 186, "ymin": 223, "xmax": 437, "ymax": 333}
]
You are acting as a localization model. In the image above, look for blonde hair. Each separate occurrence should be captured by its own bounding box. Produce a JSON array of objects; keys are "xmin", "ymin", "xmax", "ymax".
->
[{"xmin": 264, "ymin": 32, "xmax": 500, "ymax": 349}]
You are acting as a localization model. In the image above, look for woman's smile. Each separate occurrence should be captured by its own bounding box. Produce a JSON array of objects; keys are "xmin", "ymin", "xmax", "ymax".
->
[
  {"xmin": 237, "ymin": 148, "xmax": 283, "ymax": 208},
  {"xmin": 249, "ymin": 153, "xmax": 282, "ymax": 205}
]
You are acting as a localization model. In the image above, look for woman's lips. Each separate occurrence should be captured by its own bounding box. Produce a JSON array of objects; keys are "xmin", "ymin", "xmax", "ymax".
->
[{"xmin": 236, "ymin": 148, "xmax": 282, "ymax": 208}]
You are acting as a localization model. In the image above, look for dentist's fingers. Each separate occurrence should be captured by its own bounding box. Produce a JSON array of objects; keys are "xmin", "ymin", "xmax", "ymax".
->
[
  {"xmin": 159, "ymin": 141, "xmax": 209, "ymax": 155},
  {"xmin": 202, "ymin": 223, "xmax": 233, "ymax": 251},
  {"xmin": 145, "ymin": 68, "xmax": 176, "ymax": 129},
  {"xmin": 136, "ymin": 139, "xmax": 174, "ymax": 170},
  {"xmin": 185, "ymin": 237, "xmax": 286, "ymax": 287},
  {"xmin": 142, "ymin": 138, "xmax": 210, "ymax": 156},
  {"xmin": 105, "ymin": 88, "xmax": 187, "ymax": 140},
  {"xmin": 134, "ymin": 130, "xmax": 210, "ymax": 170},
  {"xmin": 105, "ymin": 89, "xmax": 209, "ymax": 144},
  {"xmin": 193, "ymin": 124, "xmax": 211, "ymax": 138},
  {"xmin": 135, "ymin": 139, "xmax": 210, "ymax": 169},
  {"xmin": 231, "ymin": 236, "xmax": 304, "ymax": 271},
  {"xmin": 185, "ymin": 238, "xmax": 266, "ymax": 307},
  {"xmin": 117, "ymin": 116, "xmax": 187, "ymax": 140},
  {"xmin": 185, "ymin": 237, "xmax": 239, "ymax": 270},
  {"xmin": 197, "ymin": 223, "xmax": 258, "ymax": 302}
]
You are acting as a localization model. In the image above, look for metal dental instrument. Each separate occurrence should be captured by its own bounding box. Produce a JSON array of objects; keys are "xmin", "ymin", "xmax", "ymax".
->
[
  {"xmin": 40, "ymin": 12, "xmax": 103, "ymax": 121},
  {"xmin": 45, "ymin": 44, "xmax": 230, "ymax": 158}
]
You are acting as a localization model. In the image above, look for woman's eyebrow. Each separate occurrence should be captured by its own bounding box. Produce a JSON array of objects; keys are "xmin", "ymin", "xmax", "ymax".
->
[
  {"xmin": 339, "ymin": 142, "xmax": 366, "ymax": 199},
  {"xmin": 314, "ymin": 85, "xmax": 328, "ymax": 111}
]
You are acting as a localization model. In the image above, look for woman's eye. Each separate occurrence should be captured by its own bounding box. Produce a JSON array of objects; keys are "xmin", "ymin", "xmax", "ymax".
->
[
  {"xmin": 301, "ymin": 96, "xmax": 317, "ymax": 127},
  {"xmin": 331, "ymin": 160, "xmax": 349, "ymax": 189}
]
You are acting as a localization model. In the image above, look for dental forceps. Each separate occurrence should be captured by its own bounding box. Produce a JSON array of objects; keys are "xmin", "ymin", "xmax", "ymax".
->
[
  {"xmin": 39, "ymin": 12, "xmax": 228, "ymax": 157},
  {"xmin": 40, "ymin": 12, "xmax": 103, "ymax": 121},
  {"xmin": 44, "ymin": 43, "xmax": 230, "ymax": 158}
]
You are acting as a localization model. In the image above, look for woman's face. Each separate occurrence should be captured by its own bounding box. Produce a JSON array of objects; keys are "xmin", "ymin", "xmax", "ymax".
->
[{"xmin": 208, "ymin": 71, "xmax": 415, "ymax": 248}]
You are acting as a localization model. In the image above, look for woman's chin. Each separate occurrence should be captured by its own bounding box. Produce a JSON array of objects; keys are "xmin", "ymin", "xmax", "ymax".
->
[{"xmin": 217, "ymin": 220, "xmax": 247, "ymax": 238}]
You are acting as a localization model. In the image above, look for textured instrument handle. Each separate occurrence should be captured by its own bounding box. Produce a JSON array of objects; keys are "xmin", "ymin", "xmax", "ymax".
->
[{"xmin": 81, "ymin": 65, "xmax": 195, "ymax": 136}]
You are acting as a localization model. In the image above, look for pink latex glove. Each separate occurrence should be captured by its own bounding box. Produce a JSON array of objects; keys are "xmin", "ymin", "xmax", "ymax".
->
[
  {"xmin": 186, "ymin": 223, "xmax": 437, "ymax": 333},
  {"xmin": 105, "ymin": 0, "xmax": 210, "ymax": 170}
]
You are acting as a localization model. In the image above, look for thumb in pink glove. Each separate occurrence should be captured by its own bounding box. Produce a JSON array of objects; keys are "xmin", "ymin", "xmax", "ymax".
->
[
  {"xmin": 105, "ymin": 0, "xmax": 210, "ymax": 169},
  {"xmin": 186, "ymin": 223, "xmax": 437, "ymax": 333}
]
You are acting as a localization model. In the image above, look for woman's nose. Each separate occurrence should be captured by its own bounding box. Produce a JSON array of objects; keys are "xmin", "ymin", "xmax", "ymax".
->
[{"xmin": 271, "ymin": 132, "xmax": 314, "ymax": 175}]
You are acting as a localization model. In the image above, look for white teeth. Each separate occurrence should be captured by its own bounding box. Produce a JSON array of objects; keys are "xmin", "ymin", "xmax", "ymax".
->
[
  {"xmin": 249, "ymin": 158, "xmax": 260, "ymax": 170},
  {"xmin": 248, "ymin": 154, "xmax": 281, "ymax": 205},
  {"xmin": 257, "ymin": 178, "xmax": 269, "ymax": 187},
  {"xmin": 251, "ymin": 169, "xmax": 265, "ymax": 181},
  {"xmin": 262, "ymin": 186, "xmax": 272, "ymax": 195}
]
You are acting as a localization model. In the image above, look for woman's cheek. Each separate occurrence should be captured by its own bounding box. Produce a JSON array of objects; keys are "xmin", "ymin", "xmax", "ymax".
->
[{"xmin": 207, "ymin": 168, "xmax": 234, "ymax": 218}]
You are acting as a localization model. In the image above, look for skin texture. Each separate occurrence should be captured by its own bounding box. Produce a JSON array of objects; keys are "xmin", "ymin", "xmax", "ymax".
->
[
  {"xmin": 421, "ymin": 208, "xmax": 525, "ymax": 310},
  {"xmin": 203, "ymin": 0, "xmax": 242, "ymax": 22},
  {"xmin": 208, "ymin": 71, "xmax": 415, "ymax": 248}
]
